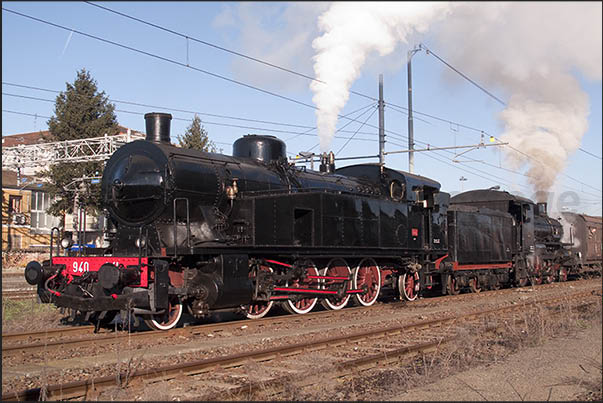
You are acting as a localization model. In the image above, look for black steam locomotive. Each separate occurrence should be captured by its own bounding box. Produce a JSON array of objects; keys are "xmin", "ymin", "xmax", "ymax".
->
[{"xmin": 24, "ymin": 112, "xmax": 593, "ymax": 330}]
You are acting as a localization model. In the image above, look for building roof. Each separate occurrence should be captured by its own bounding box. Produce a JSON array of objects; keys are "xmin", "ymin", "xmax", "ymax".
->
[
  {"xmin": 1, "ymin": 125, "xmax": 140, "ymax": 147},
  {"xmin": 1, "ymin": 169, "xmax": 41, "ymax": 189}
]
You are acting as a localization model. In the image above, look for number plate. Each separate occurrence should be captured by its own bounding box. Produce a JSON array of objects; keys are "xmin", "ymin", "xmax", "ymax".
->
[{"xmin": 52, "ymin": 257, "xmax": 148, "ymax": 287}]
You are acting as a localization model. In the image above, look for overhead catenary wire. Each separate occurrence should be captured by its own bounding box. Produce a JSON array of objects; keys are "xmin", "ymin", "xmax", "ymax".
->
[
  {"xmin": 3, "ymin": 8, "xmax": 599, "ymax": 199},
  {"xmin": 337, "ymin": 106, "xmax": 378, "ymax": 155},
  {"xmin": 418, "ymin": 43, "xmax": 602, "ymax": 172},
  {"xmin": 578, "ymin": 147, "xmax": 602, "ymax": 160},
  {"xmin": 1, "ymin": 7, "xmax": 379, "ymax": 131},
  {"xmin": 0, "ymin": 9, "xmax": 497, "ymax": 161},
  {"xmin": 83, "ymin": 1, "xmax": 377, "ymax": 103},
  {"xmin": 420, "ymin": 43, "xmax": 507, "ymax": 106},
  {"xmin": 2, "ymin": 90, "xmax": 378, "ymax": 138}
]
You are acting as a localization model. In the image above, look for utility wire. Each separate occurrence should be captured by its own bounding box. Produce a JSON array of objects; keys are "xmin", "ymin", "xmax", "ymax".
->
[
  {"xmin": 578, "ymin": 147, "xmax": 602, "ymax": 160},
  {"xmin": 83, "ymin": 1, "xmax": 507, "ymax": 137},
  {"xmin": 2, "ymin": 103, "xmax": 380, "ymax": 143},
  {"xmin": 2, "ymin": 109, "xmax": 51, "ymax": 119},
  {"xmin": 2, "ymin": 8, "xmax": 387, "ymax": 133},
  {"xmin": 4, "ymin": 8, "xmax": 598, "ymax": 194},
  {"xmin": 285, "ymin": 102, "xmax": 377, "ymax": 142},
  {"xmin": 83, "ymin": 1, "xmax": 377, "ymax": 102},
  {"xmin": 0, "ymin": 10, "xmax": 495, "ymax": 157},
  {"xmin": 421, "ymin": 44, "xmax": 507, "ymax": 106},
  {"xmin": 7, "ymin": 89, "xmax": 598, "ymax": 198},
  {"xmin": 419, "ymin": 44, "xmax": 601, "ymax": 167},
  {"xmin": 2, "ymin": 89, "xmax": 377, "ymax": 137},
  {"xmin": 337, "ymin": 106, "xmax": 378, "ymax": 155}
]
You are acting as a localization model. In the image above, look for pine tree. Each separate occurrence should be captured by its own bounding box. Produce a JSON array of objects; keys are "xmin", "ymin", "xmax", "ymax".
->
[
  {"xmin": 177, "ymin": 115, "xmax": 217, "ymax": 152},
  {"xmin": 43, "ymin": 69, "xmax": 119, "ymax": 218}
]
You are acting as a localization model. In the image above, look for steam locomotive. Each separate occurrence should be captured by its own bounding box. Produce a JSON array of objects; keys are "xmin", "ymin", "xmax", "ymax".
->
[{"xmin": 24, "ymin": 113, "xmax": 601, "ymax": 331}]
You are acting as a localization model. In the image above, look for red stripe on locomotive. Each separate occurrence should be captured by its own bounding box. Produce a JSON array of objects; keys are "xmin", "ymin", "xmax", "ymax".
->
[{"xmin": 51, "ymin": 256, "xmax": 149, "ymax": 287}]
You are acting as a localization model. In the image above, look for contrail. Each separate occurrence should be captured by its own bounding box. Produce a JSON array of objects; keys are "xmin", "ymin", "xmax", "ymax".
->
[{"xmin": 60, "ymin": 30, "xmax": 74, "ymax": 58}]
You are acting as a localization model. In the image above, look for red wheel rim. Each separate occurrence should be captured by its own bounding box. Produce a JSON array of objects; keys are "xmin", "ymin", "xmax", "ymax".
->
[
  {"xmin": 285, "ymin": 261, "xmax": 318, "ymax": 314},
  {"xmin": 470, "ymin": 278, "xmax": 481, "ymax": 293},
  {"xmin": 321, "ymin": 258, "xmax": 351, "ymax": 310},
  {"xmin": 400, "ymin": 272, "xmax": 418, "ymax": 301},
  {"xmin": 448, "ymin": 276, "xmax": 460, "ymax": 295},
  {"xmin": 405, "ymin": 275, "xmax": 415, "ymax": 299},
  {"xmin": 145, "ymin": 297, "xmax": 183, "ymax": 331},
  {"xmin": 243, "ymin": 264, "xmax": 273, "ymax": 319},
  {"xmin": 559, "ymin": 268, "xmax": 568, "ymax": 282},
  {"xmin": 354, "ymin": 258, "xmax": 381, "ymax": 306}
]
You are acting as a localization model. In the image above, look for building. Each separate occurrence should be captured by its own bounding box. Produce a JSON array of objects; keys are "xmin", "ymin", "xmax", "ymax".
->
[
  {"xmin": 1, "ymin": 170, "xmax": 60, "ymax": 250},
  {"xmin": 1, "ymin": 126, "xmax": 143, "ymax": 251}
]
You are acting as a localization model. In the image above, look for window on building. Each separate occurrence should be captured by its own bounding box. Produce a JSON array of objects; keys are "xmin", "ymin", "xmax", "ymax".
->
[
  {"xmin": 8, "ymin": 234, "xmax": 22, "ymax": 249},
  {"xmin": 30, "ymin": 191, "xmax": 60, "ymax": 231},
  {"xmin": 8, "ymin": 195, "xmax": 22, "ymax": 214}
]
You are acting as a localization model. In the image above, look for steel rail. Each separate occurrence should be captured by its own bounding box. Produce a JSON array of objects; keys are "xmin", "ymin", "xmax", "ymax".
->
[
  {"xmin": 1, "ymin": 278, "xmax": 597, "ymax": 348},
  {"xmin": 3, "ymin": 289, "xmax": 598, "ymax": 401},
  {"xmin": 219, "ymin": 300, "xmax": 599, "ymax": 400},
  {"xmin": 1, "ymin": 301, "xmax": 402, "ymax": 355}
]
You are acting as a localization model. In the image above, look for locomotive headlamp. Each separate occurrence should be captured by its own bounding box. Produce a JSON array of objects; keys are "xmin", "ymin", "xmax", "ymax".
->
[
  {"xmin": 135, "ymin": 237, "xmax": 146, "ymax": 248},
  {"xmin": 61, "ymin": 237, "xmax": 73, "ymax": 249}
]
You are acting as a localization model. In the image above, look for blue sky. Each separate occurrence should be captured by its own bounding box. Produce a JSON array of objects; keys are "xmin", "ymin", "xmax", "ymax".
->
[{"xmin": 2, "ymin": 2, "xmax": 601, "ymax": 215}]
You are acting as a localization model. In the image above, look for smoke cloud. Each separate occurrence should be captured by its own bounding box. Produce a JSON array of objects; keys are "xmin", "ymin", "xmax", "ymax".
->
[
  {"xmin": 310, "ymin": 2, "xmax": 452, "ymax": 151},
  {"xmin": 310, "ymin": 2, "xmax": 602, "ymax": 193}
]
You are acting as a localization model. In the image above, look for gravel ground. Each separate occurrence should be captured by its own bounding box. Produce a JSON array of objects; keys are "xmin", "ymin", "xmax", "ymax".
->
[
  {"xmin": 388, "ymin": 322, "xmax": 602, "ymax": 401},
  {"xmin": 2, "ymin": 278, "xmax": 601, "ymax": 399}
]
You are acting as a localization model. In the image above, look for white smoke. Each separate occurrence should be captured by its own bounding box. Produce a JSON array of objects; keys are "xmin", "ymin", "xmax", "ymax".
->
[
  {"xmin": 310, "ymin": 2, "xmax": 602, "ymax": 193},
  {"xmin": 310, "ymin": 2, "xmax": 453, "ymax": 151}
]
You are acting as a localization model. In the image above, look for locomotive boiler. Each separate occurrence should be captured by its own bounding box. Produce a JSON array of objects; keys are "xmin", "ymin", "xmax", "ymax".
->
[{"xmin": 25, "ymin": 112, "xmax": 449, "ymax": 330}]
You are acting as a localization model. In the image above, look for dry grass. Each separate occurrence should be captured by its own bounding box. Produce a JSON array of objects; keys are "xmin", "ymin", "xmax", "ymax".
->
[
  {"xmin": 222, "ymin": 298, "xmax": 602, "ymax": 401},
  {"xmin": 2, "ymin": 251, "xmax": 48, "ymax": 270},
  {"xmin": 1, "ymin": 297, "xmax": 60, "ymax": 327}
]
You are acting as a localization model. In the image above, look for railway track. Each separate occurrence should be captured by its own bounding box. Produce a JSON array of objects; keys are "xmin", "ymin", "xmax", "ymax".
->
[
  {"xmin": 2, "ymin": 279, "xmax": 598, "ymax": 356},
  {"xmin": 3, "ymin": 287, "xmax": 599, "ymax": 401},
  {"xmin": 1, "ymin": 272, "xmax": 26, "ymax": 278},
  {"xmin": 1, "ymin": 301, "xmax": 403, "ymax": 358},
  {"xmin": 1, "ymin": 289, "xmax": 37, "ymax": 301}
]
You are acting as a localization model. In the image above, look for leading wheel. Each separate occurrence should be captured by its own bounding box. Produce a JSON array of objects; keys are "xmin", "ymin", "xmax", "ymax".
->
[
  {"xmin": 282, "ymin": 260, "xmax": 319, "ymax": 315},
  {"xmin": 320, "ymin": 258, "xmax": 351, "ymax": 310},
  {"xmin": 242, "ymin": 264, "xmax": 274, "ymax": 319},
  {"xmin": 446, "ymin": 276, "xmax": 460, "ymax": 295},
  {"xmin": 144, "ymin": 296, "xmax": 183, "ymax": 331},
  {"xmin": 399, "ymin": 272, "xmax": 419, "ymax": 301},
  {"xmin": 530, "ymin": 274, "xmax": 542, "ymax": 286},
  {"xmin": 558, "ymin": 267, "xmax": 568, "ymax": 282},
  {"xmin": 353, "ymin": 258, "xmax": 381, "ymax": 307},
  {"xmin": 469, "ymin": 278, "xmax": 481, "ymax": 293}
]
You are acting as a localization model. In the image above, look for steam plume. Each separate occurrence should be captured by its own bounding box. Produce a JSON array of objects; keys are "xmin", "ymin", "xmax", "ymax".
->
[
  {"xmin": 310, "ymin": 2, "xmax": 452, "ymax": 151},
  {"xmin": 310, "ymin": 2, "xmax": 602, "ymax": 194}
]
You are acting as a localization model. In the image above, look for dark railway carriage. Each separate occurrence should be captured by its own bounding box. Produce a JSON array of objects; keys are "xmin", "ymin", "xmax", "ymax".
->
[
  {"xmin": 25, "ymin": 113, "xmax": 449, "ymax": 330},
  {"xmin": 560, "ymin": 212, "xmax": 603, "ymax": 275},
  {"xmin": 448, "ymin": 189, "xmax": 572, "ymax": 288}
]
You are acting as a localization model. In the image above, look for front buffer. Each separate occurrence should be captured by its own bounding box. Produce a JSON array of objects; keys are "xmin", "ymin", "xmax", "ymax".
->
[{"xmin": 23, "ymin": 256, "xmax": 174, "ymax": 329}]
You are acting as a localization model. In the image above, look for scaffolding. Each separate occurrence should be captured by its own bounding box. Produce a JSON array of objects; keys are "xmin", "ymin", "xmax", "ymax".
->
[{"xmin": 2, "ymin": 133, "xmax": 145, "ymax": 170}]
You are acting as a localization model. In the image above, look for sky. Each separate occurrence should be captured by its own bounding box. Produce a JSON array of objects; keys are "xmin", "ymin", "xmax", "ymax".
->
[{"xmin": 2, "ymin": 2, "xmax": 602, "ymax": 215}]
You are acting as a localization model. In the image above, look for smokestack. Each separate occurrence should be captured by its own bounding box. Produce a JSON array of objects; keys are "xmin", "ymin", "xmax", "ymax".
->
[{"xmin": 145, "ymin": 112, "xmax": 172, "ymax": 144}]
